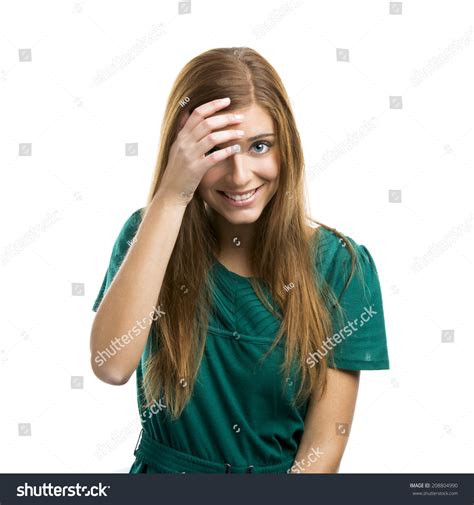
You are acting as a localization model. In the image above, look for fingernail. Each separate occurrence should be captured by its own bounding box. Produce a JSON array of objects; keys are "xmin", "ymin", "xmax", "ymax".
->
[{"xmin": 221, "ymin": 97, "xmax": 230, "ymax": 103}]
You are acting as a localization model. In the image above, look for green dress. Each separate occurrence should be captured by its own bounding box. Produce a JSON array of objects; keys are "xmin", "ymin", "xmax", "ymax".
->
[{"xmin": 92, "ymin": 208, "xmax": 390, "ymax": 473}]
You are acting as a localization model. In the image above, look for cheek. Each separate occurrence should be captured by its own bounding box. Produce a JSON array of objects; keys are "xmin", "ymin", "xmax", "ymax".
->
[
  {"xmin": 198, "ymin": 166, "xmax": 216, "ymax": 186},
  {"xmin": 261, "ymin": 156, "xmax": 280, "ymax": 182},
  {"xmin": 197, "ymin": 169, "xmax": 221, "ymax": 197}
]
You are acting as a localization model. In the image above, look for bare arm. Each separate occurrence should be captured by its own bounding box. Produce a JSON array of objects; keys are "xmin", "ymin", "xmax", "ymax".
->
[
  {"xmin": 89, "ymin": 192, "xmax": 187, "ymax": 385},
  {"xmin": 89, "ymin": 97, "xmax": 246, "ymax": 386},
  {"xmin": 290, "ymin": 368, "xmax": 360, "ymax": 473}
]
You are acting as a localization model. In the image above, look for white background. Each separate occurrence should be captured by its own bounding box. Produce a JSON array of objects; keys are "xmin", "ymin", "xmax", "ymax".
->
[{"xmin": 0, "ymin": 0, "xmax": 473, "ymax": 473}]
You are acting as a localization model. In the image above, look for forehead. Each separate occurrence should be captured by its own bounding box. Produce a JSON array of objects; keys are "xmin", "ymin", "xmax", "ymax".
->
[{"xmin": 214, "ymin": 103, "xmax": 274, "ymax": 129}]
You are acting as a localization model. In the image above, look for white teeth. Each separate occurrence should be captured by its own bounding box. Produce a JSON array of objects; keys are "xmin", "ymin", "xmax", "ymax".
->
[{"xmin": 223, "ymin": 189, "xmax": 256, "ymax": 201}]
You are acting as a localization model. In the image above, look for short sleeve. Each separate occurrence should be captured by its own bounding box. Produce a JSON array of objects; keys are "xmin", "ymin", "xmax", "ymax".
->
[
  {"xmin": 314, "ymin": 227, "xmax": 390, "ymax": 370},
  {"xmin": 92, "ymin": 208, "xmax": 144, "ymax": 312}
]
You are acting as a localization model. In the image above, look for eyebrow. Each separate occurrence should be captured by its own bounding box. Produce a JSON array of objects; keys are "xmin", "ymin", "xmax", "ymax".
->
[
  {"xmin": 213, "ymin": 132, "xmax": 275, "ymax": 151},
  {"xmin": 247, "ymin": 133, "xmax": 275, "ymax": 141}
]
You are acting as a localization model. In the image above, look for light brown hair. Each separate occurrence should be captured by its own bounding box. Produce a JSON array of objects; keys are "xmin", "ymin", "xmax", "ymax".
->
[{"xmin": 140, "ymin": 47, "xmax": 363, "ymax": 419}]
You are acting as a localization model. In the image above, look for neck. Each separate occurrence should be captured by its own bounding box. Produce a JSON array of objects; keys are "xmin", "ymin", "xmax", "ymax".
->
[{"xmin": 208, "ymin": 208, "xmax": 258, "ymax": 259}]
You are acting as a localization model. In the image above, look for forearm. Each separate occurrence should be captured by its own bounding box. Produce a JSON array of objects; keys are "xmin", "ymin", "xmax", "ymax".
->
[
  {"xmin": 90, "ymin": 190, "xmax": 187, "ymax": 385},
  {"xmin": 289, "ymin": 369, "xmax": 360, "ymax": 473},
  {"xmin": 290, "ymin": 438, "xmax": 344, "ymax": 473}
]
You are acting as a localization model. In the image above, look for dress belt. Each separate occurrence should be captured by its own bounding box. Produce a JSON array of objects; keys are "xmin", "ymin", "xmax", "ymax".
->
[{"xmin": 133, "ymin": 428, "xmax": 294, "ymax": 474}]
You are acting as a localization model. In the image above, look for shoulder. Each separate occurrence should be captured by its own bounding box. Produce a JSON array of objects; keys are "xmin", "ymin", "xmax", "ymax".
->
[
  {"xmin": 312, "ymin": 225, "xmax": 368, "ymax": 273},
  {"xmin": 92, "ymin": 207, "xmax": 146, "ymax": 312},
  {"xmin": 306, "ymin": 227, "xmax": 389, "ymax": 371},
  {"xmin": 124, "ymin": 207, "xmax": 146, "ymax": 231},
  {"xmin": 310, "ymin": 225, "xmax": 382, "ymax": 298},
  {"xmin": 115, "ymin": 207, "xmax": 145, "ymax": 243},
  {"xmin": 110, "ymin": 207, "xmax": 146, "ymax": 259}
]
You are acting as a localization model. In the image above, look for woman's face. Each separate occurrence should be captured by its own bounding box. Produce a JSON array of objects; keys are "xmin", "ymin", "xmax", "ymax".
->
[{"xmin": 197, "ymin": 103, "xmax": 280, "ymax": 225}]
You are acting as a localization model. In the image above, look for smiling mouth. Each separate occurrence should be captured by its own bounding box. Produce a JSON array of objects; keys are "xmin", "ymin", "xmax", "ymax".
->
[
  {"xmin": 217, "ymin": 184, "xmax": 263, "ymax": 201},
  {"xmin": 217, "ymin": 184, "xmax": 264, "ymax": 204}
]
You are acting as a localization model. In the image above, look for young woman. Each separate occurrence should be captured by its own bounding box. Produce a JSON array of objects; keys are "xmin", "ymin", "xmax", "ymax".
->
[{"xmin": 90, "ymin": 47, "xmax": 390, "ymax": 474}]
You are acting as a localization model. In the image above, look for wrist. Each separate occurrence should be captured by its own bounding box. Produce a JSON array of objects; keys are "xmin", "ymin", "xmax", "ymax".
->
[{"xmin": 153, "ymin": 188, "xmax": 192, "ymax": 210}]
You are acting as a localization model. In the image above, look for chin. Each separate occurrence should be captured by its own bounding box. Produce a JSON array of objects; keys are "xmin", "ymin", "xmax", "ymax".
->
[{"xmin": 219, "ymin": 209, "xmax": 263, "ymax": 225}]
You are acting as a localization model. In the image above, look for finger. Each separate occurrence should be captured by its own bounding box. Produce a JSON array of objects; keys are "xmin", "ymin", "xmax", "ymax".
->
[
  {"xmin": 192, "ymin": 112, "xmax": 244, "ymax": 144},
  {"xmin": 202, "ymin": 143, "xmax": 241, "ymax": 167},
  {"xmin": 181, "ymin": 98, "xmax": 232, "ymax": 134},
  {"xmin": 196, "ymin": 129, "xmax": 244, "ymax": 158}
]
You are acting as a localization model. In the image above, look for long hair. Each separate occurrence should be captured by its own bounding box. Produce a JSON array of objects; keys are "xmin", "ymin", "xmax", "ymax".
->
[{"xmin": 140, "ymin": 47, "xmax": 363, "ymax": 420}]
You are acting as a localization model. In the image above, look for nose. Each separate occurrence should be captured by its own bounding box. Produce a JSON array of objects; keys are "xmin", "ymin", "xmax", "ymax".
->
[{"xmin": 225, "ymin": 149, "xmax": 253, "ymax": 187}]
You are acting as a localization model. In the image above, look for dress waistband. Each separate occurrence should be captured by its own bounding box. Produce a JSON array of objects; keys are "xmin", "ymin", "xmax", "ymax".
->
[{"xmin": 133, "ymin": 428, "xmax": 294, "ymax": 474}]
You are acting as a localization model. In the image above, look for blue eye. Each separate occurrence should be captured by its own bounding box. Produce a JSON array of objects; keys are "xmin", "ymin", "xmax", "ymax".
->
[
  {"xmin": 205, "ymin": 140, "xmax": 273, "ymax": 157},
  {"xmin": 252, "ymin": 141, "xmax": 272, "ymax": 154}
]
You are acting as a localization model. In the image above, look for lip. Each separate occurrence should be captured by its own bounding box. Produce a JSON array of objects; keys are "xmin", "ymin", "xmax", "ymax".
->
[
  {"xmin": 217, "ymin": 184, "xmax": 263, "ymax": 208},
  {"xmin": 217, "ymin": 185, "xmax": 263, "ymax": 196}
]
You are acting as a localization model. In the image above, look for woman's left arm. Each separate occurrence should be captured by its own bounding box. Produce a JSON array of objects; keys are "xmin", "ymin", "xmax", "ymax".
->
[{"xmin": 290, "ymin": 367, "xmax": 360, "ymax": 473}]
